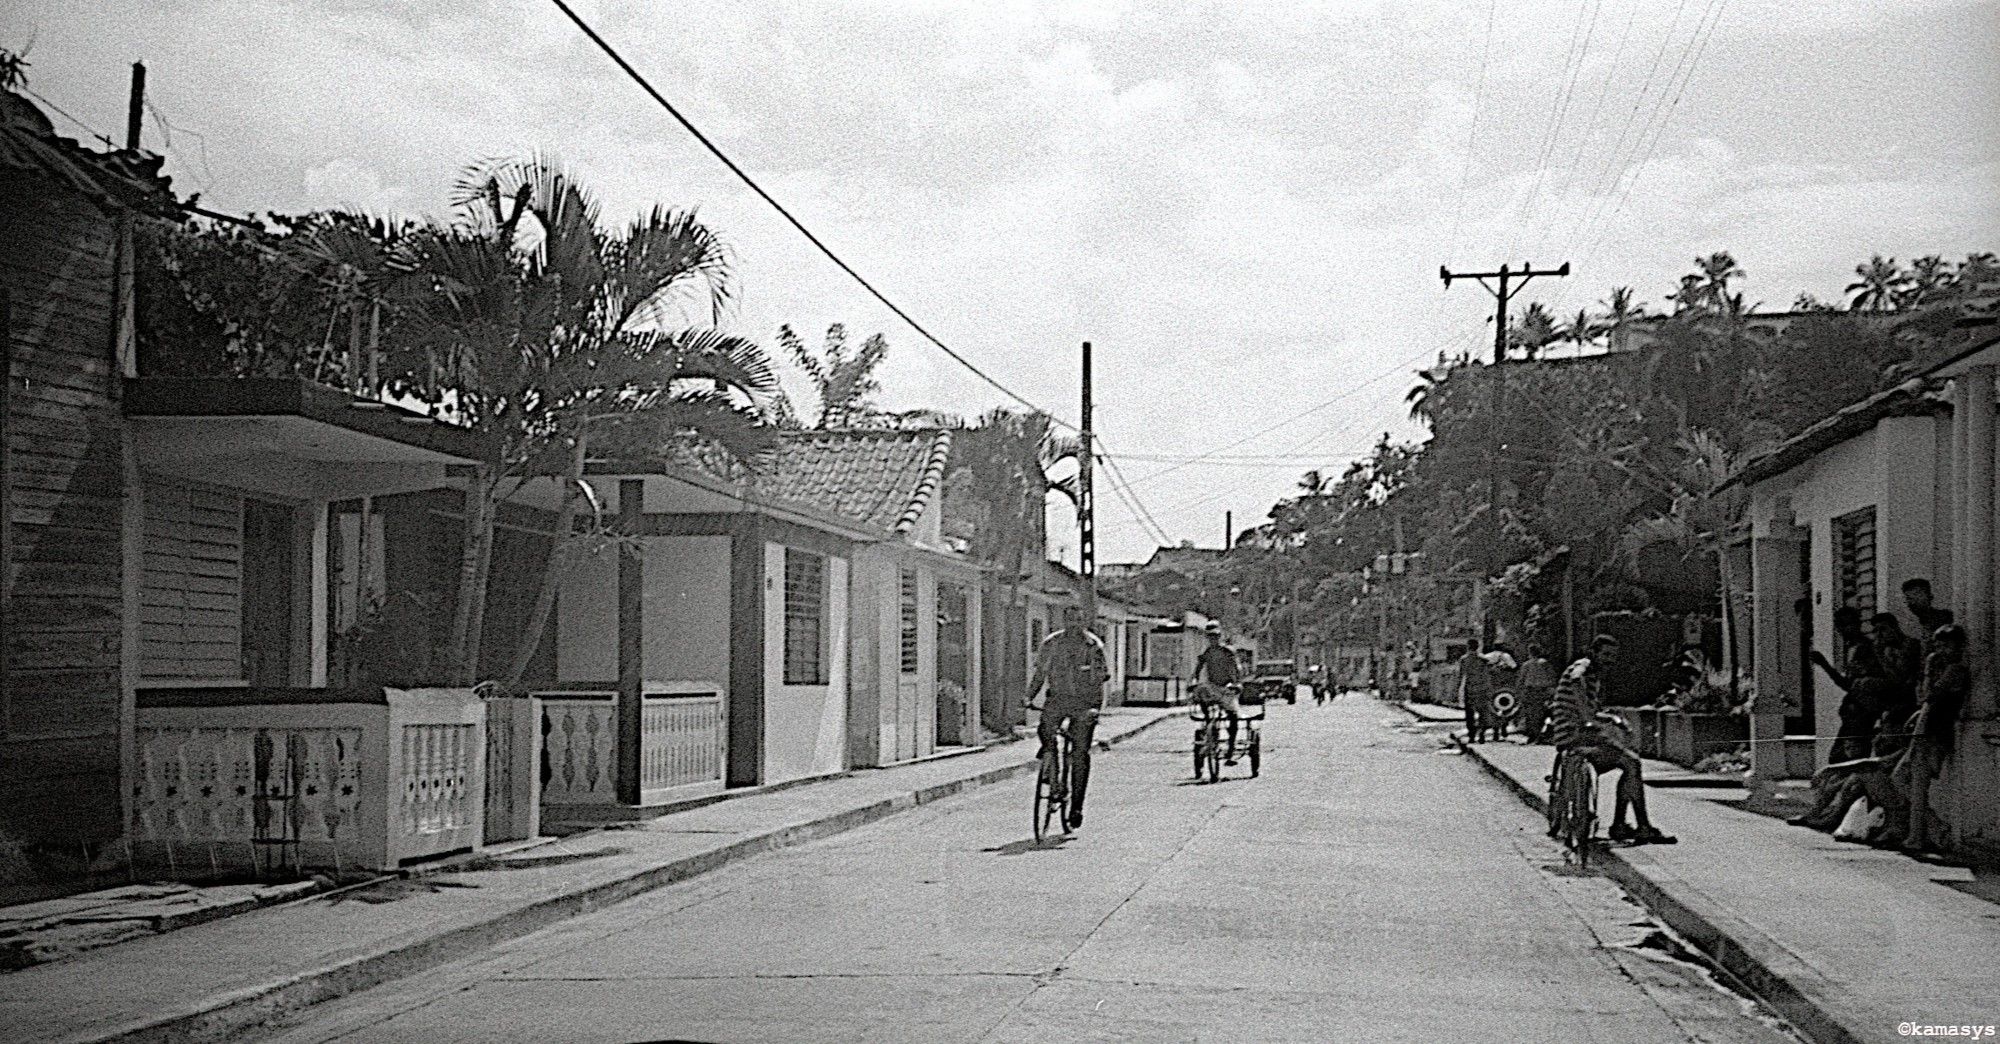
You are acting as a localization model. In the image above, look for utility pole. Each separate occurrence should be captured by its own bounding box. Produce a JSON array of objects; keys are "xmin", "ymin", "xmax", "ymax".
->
[
  {"xmin": 126, "ymin": 62, "xmax": 147, "ymax": 150},
  {"xmin": 1223, "ymin": 511, "xmax": 1232, "ymax": 551},
  {"xmin": 1439, "ymin": 260, "xmax": 1569, "ymax": 645},
  {"xmin": 1079, "ymin": 341, "xmax": 1096, "ymax": 624}
]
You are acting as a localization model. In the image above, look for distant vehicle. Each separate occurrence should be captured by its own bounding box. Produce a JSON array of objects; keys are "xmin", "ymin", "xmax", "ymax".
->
[{"xmin": 1247, "ymin": 659, "xmax": 1299, "ymax": 704}]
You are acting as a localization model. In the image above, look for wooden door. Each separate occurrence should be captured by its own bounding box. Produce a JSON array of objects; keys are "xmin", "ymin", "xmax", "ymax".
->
[{"xmin": 241, "ymin": 499, "xmax": 296, "ymax": 686}]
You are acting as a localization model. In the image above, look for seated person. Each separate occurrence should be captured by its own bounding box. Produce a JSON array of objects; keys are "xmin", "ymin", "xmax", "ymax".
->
[
  {"xmin": 1192, "ymin": 622, "xmax": 1243, "ymax": 763},
  {"xmin": 1548, "ymin": 634, "xmax": 1677, "ymax": 845}
]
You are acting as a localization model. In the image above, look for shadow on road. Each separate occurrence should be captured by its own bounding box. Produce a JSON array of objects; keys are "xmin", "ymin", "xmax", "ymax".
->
[{"xmin": 982, "ymin": 837, "xmax": 1075, "ymax": 856}]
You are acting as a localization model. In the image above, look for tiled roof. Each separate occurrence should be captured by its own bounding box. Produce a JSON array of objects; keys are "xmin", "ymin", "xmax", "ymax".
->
[
  {"xmin": 1, "ymin": 90, "xmax": 173, "ymax": 212},
  {"xmin": 1720, "ymin": 378, "xmax": 1950, "ymax": 491},
  {"xmin": 755, "ymin": 429, "xmax": 953, "ymax": 536}
]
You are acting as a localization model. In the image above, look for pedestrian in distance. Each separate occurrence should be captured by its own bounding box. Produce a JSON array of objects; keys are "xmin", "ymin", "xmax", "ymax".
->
[
  {"xmin": 1457, "ymin": 636, "xmax": 1495, "ymax": 743},
  {"xmin": 1516, "ymin": 645, "xmax": 1558, "ymax": 744}
]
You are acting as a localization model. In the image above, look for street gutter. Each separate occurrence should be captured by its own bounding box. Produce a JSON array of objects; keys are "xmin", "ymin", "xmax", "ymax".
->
[{"xmin": 1404, "ymin": 700, "xmax": 1866, "ymax": 1044}]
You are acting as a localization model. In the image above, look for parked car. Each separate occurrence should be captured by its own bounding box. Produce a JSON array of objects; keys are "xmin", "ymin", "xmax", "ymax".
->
[{"xmin": 1247, "ymin": 659, "xmax": 1299, "ymax": 704}]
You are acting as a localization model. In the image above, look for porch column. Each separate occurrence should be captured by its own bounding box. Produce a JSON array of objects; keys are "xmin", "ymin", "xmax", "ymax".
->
[
  {"xmin": 1750, "ymin": 528, "xmax": 1806, "ymax": 783},
  {"xmin": 616, "ymin": 479, "xmax": 644, "ymax": 806},
  {"xmin": 1965, "ymin": 366, "xmax": 1997, "ymax": 718}
]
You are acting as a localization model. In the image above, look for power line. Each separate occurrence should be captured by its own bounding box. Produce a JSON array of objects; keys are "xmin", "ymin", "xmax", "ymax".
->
[
  {"xmin": 544, "ymin": 0, "xmax": 1073, "ymax": 430},
  {"xmin": 1116, "ymin": 338, "xmax": 1457, "ymax": 492},
  {"xmin": 21, "ymin": 86, "xmax": 115, "ymax": 148}
]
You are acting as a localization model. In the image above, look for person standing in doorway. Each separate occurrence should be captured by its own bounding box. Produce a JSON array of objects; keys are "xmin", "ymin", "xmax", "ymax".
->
[{"xmin": 1902, "ymin": 578, "xmax": 1955, "ymax": 638}]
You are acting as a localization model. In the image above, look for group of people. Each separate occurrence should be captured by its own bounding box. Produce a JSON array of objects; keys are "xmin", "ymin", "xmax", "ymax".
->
[
  {"xmin": 1454, "ymin": 636, "xmax": 1561, "ymax": 744},
  {"xmin": 1798, "ymin": 578, "xmax": 1967, "ymax": 854}
]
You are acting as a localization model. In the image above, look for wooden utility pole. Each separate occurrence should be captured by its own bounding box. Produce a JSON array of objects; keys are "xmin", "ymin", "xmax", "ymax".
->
[
  {"xmin": 1224, "ymin": 511, "xmax": 1232, "ymax": 551},
  {"xmin": 1079, "ymin": 341, "xmax": 1096, "ymax": 622},
  {"xmin": 1439, "ymin": 261, "xmax": 1569, "ymax": 645},
  {"xmin": 126, "ymin": 62, "xmax": 146, "ymax": 150}
]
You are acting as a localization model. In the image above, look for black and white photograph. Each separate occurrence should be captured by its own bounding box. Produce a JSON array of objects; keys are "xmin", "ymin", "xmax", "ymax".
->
[{"xmin": 1, "ymin": 1, "xmax": 1996, "ymax": 1041}]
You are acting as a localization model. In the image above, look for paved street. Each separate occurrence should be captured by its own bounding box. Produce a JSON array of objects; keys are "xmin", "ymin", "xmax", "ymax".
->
[{"xmin": 267, "ymin": 700, "xmax": 1799, "ymax": 1044}]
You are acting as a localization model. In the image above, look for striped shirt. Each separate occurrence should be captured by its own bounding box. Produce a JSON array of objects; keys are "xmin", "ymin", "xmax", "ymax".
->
[{"xmin": 1547, "ymin": 658, "xmax": 1600, "ymax": 749}]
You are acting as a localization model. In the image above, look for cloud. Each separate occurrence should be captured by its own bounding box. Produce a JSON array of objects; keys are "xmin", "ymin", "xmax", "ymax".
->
[{"xmin": 18, "ymin": 0, "xmax": 2000, "ymax": 562}]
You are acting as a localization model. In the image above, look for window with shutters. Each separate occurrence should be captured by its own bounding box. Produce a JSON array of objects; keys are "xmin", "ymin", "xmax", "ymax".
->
[
  {"xmin": 141, "ymin": 482, "xmax": 245, "ymax": 681},
  {"xmin": 899, "ymin": 570, "xmax": 920, "ymax": 675},
  {"xmin": 1834, "ymin": 506, "xmax": 1878, "ymax": 617},
  {"xmin": 783, "ymin": 548, "xmax": 828, "ymax": 685}
]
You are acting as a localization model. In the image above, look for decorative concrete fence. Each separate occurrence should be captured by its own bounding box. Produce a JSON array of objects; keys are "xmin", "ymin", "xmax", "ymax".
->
[
  {"xmin": 484, "ymin": 695, "xmax": 542, "ymax": 844},
  {"xmin": 538, "ymin": 685, "xmax": 726, "ymax": 811},
  {"xmin": 132, "ymin": 687, "xmax": 488, "ymax": 873}
]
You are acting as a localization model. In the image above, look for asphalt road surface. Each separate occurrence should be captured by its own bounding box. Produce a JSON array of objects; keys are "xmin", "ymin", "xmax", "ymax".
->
[{"xmin": 266, "ymin": 698, "xmax": 1800, "ymax": 1044}]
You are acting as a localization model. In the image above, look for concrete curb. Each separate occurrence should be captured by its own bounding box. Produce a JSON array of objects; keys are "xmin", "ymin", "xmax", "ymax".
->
[
  {"xmin": 78, "ymin": 711, "xmax": 1181, "ymax": 1044},
  {"xmin": 1449, "ymin": 732, "xmax": 1866, "ymax": 1044}
]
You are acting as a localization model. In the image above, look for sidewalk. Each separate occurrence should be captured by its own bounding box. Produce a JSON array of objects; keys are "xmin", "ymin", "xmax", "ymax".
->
[
  {"xmin": 0, "ymin": 707, "xmax": 1179, "ymax": 1044},
  {"xmin": 1458, "ymin": 730, "xmax": 2000, "ymax": 1044}
]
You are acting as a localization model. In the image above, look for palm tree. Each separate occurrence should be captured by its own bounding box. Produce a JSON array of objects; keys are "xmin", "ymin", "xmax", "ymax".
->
[
  {"xmin": 390, "ymin": 157, "xmax": 780, "ymax": 687},
  {"xmin": 1846, "ymin": 255, "xmax": 1910, "ymax": 313},
  {"xmin": 1597, "ymin": 286, "xmax": 1648, "ymax": 351},
  {"xmin": 778, "ymin": 322, "xmax": 893, "ymax": 428},
  {"xmin": 1668, "ymin": 274, "xmax": 1707, "ymax": 315},
  {"xmin": 1696, "ymin": 251, "xmax": 1744, "ymax": 311},
  {"xmin": 1508, "ymin": 302, "xmax": 1559, "ymax": 360},
  {"xmin": 1562, "ymin": 308, "xmax": 1599, "ymax": 356},
  {"xmin": 1898, "ymin": 255, "xmax": 1954, "ymax": 308}
]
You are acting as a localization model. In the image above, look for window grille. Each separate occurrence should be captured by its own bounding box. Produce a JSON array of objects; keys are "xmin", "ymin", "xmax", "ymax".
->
[
  {"xmin": 1833, "ymin": 506, "xmax": 1877, "ymax": 618},
  {"xmin": 899, "ymin": 570, "xmax": 919, "ymax": 675},
  {"xmin": 783, "ymin": 549, "xmax": 828, "ymax": 685}
]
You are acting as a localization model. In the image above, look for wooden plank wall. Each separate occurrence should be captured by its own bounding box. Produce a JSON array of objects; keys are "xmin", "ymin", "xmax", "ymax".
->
[{"xmin": 0, "ymin": 173, "xmax": 129, "ymax": 849}]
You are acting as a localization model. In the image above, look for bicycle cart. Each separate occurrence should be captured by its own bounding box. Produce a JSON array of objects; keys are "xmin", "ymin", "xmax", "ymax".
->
[{"xmin": 1191, "ymin": 686, "xmax": 1262, "ymax": 782}]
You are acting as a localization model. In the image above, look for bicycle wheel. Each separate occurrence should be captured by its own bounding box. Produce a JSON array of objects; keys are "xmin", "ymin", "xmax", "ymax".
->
[
  {"xmin": 1564, "ymin": 760, "xmax": 1597, "ymax": 867},
  {"xmin": 1032, "ymin": 747, "xmax": 1061, "ymax": 842},
  {"xmin": 1248, "ymin": 731, "xmax": 1261, "ymax": 777},
  {"xmin": 1203, "ymin": 726, "xmax": 1223, "ymax": 783},
  {"xmin": 1192, "ymin": 725, "xmax": 1208, "ymax": 779},
  {"xmin": 1545, "ymin": 755, "xmax": 1568, "ymax": 839}
]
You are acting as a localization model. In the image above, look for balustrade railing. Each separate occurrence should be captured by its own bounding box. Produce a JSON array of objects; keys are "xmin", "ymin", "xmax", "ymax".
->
[{"xmin": 537, "ymin": 686, "xmax": 727, "ymax": 808}]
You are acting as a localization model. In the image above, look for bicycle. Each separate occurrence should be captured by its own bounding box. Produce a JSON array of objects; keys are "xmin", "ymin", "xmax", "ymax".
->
[
  {"xmin": 1028, "ymin": 701, "xmax": 1089, "ymax": 841},
  {"xmin": 1547, "ymin": 747, "xmax": 1599, "ymax": 867},
  {"xmin": 1191, "ymin": 684, "xmax": 1247, "ymax": 783}
]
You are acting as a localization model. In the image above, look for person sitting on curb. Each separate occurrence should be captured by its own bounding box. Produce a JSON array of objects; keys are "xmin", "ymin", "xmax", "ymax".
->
[{"xmin": 1547, "ymin": 634, "xmax": 1676, "ymax": 846}]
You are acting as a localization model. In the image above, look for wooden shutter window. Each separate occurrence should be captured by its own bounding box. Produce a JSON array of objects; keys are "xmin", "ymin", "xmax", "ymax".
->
[{"xmin": 141, "ymin": 482, "xmax": 243, "ymax": 681}]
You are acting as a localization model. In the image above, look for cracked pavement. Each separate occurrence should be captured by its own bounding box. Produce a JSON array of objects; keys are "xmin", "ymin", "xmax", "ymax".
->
[{"xmin": 262, "ymin": 699, "xmax": 1800, "ymax": 1044}]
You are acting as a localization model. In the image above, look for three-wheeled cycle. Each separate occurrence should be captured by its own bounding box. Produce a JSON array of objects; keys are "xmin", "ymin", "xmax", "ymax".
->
[{"xmin": 1192, "ymin": 683, "xmax": 1261, "ymax": 783}]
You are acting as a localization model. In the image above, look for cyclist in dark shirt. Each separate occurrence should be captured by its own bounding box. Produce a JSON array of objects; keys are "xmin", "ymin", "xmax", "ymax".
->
[
  {"xmin": 1192, "ymin": 622, "xmax": 1244, "ymax": 763},
  {"xmin": 1028, "ymin": 607, "xmax": 1108, "ymax": 830}
]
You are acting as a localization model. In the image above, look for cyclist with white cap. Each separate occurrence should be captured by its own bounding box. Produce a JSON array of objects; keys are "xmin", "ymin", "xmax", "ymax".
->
[{"xmin": 1192, "ymin": 621, "xmax": 1245, "ymax": 764}]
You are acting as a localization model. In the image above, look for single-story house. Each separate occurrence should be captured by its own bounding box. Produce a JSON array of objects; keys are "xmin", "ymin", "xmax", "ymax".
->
[
  {"xmin": 1727, "ymin": 335, "xmax": 2000, "ymax": 858},
  {"xmin": 544, "ymin": 429, "xmax": 986, "ymax": 815}
]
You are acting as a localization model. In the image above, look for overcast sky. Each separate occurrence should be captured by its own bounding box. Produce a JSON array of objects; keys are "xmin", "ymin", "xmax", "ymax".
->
[{"xmin": 16, "ymin": 0, "xmax": 2000, "ymax": 563}]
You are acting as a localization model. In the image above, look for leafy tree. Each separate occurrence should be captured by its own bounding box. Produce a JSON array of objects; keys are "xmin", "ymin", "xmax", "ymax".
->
[
  {"xmin": 1696, "ymin": 251, "xmax": 1744, "ymax": 310},
  {"xmin": 1508, "ymin": 302, "xmax": 1560, "ymax": 359}
]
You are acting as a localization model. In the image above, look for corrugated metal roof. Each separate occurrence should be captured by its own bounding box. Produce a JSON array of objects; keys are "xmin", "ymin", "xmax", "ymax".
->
[{"xmin": 754, "ymin": 429, "xmax": 953, "ymax": 535}]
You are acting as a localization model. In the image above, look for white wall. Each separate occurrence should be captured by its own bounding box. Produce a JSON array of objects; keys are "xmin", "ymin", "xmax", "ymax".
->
[
  {"xmin": 555, "ymin": 535, "xmax": 731, "ymax": 691},
  {"xmin": 762, "ymin": 541, "xmax": 849, "ymax": 784}
]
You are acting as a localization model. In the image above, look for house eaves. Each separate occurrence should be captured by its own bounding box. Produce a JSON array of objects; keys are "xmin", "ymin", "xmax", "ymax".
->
[
  {"xmin": 1719, "ymin": 378, "xmax": 1950, "ymax": 492},
  {"xmin": 585, "ymin": 457, "xmax": 893, "ymax": 544}
]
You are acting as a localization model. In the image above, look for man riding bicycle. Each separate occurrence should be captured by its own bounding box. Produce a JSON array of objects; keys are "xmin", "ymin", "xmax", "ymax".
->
[
  {"xmin": 1027, "ymin": 607, "xmax": 1109, "ymax": 831},
  {"xmin": 1548, "ymin": 634, "xmax": 1677, "ymax": 846},
  {"xmin": 1191, "ymin": 622, "xmax": 1244, "ymax": 764}
]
